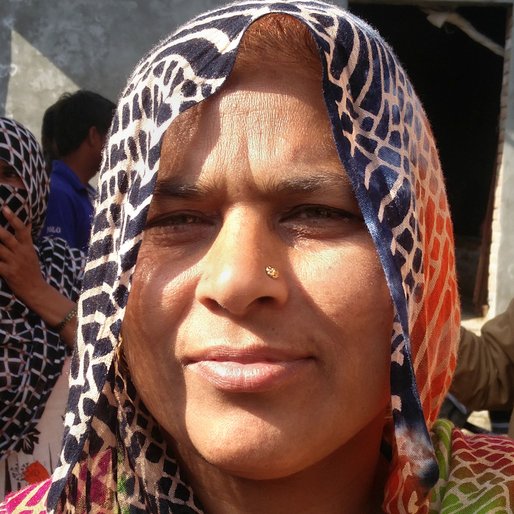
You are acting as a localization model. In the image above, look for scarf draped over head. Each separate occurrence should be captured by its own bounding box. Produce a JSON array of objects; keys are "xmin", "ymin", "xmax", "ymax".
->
[
  {"xmin": 0, "ymin": 118, "xmax": 48, "ymax": 238},
  {"xmin": 0, "ymin": 117, "xmax": 84, "ymax": 461},
  {"xmin": 48, "ymin": 2, "xmax": 461, "ymax": 512}
]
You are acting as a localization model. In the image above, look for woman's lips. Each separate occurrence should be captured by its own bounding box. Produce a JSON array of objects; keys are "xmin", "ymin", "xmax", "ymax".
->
[{"xmin": 184, "ymin": 348, "xmax": 313, "ymax": 393}]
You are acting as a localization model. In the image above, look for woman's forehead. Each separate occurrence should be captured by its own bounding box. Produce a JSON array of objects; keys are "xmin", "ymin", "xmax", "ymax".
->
[
  {"xmin": 157, "ymin": 76, "xmax": 344, "ymax": 193},
  {"xmin": 150, "ymin": 103, "xmax": 359, "ymax": 235},
  {"xmin": 160, "ymin": 55, "xmax": 332, "ymax": 155}
]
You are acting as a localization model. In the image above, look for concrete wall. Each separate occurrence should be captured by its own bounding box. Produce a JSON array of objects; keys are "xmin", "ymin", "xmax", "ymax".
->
[
  {"xmin": 489, "ymin": 6, "xmax": 514, "ymax": 315},
  {"xmin": 0, "ymin": 0, "xmax": 229, "ymax": 139},
  {"xmin": 0, "ymin": 0, "xmax": 347, "ymax": 140}
]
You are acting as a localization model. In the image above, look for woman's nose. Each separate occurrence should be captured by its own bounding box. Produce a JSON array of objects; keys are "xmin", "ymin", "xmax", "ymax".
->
[{"xmin": 196, "ymin": 211, "xmax": 288, "ymax": 316}]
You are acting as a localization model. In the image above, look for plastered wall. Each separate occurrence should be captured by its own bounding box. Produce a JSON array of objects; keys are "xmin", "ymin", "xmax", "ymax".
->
[
  {"xmin": 490, "ymin": 10, "xmax": 514, "ymax": 315},
  {"xmin": 0, "ymin": 0, "xmax": 226, "ymax": 138}
]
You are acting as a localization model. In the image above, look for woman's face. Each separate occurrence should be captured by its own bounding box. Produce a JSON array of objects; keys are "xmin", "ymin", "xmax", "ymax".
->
[
  {"xmin": 122, "ymin": 60, "xmax": 394, "ymax": 480},
  {"xmin": 0, "ymin": 160, "xmax": 25, "ymax": 189}
]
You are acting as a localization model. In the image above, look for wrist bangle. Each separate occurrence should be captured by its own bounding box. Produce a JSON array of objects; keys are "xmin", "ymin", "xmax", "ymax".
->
[{"xmin": 55, "ymin": 306, "xmax": 77, "ymax": 333}]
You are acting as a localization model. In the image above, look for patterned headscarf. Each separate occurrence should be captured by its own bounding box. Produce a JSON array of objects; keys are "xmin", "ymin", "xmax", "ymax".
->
[
  {"xmin": 48, "ymin": 2, "xmax": 461, "ymax": 512},
  {"xmin": 0, "ymin": 118, "xmax": 84, "ymax": 461},
  {"xmin": 0, "ymin": 118, "xmax": 48, "ymax": 238}
]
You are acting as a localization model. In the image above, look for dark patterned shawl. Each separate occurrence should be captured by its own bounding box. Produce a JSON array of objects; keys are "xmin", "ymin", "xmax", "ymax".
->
[{"xmin": 0, "ymin": 117, "xmax": 84, "ymax": 461}]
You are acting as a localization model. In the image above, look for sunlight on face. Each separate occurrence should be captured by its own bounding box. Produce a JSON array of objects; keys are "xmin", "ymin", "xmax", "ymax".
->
[{"xmin": 122, "ymin": 60, "xmax": 394, "ymax": 481}]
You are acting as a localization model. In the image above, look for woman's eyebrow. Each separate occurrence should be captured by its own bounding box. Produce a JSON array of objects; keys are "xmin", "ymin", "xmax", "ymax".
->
[
  {"xmin": 153, "ymin": 169, "xmax": 352, "ymax": 199},
  {"xmin": 153, "ymin": 179, "xmax": 213, "ymax": 199},
  {"xmin": 267, "ymin": 171, "xmax": 351, "ymax": 195}
]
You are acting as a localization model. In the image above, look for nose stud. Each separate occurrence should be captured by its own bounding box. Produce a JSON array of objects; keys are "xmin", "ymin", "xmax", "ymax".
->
[{"xmin": 265, "ymin": 265, "xmax": 279, "ymax": 279}]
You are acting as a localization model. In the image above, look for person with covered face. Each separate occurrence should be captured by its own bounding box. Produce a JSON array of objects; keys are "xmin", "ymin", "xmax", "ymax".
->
[
  {"xmin": 0, "ymin": 118, "xmax": 84, "ymax": 498},
  {"xmin": 4, "ymin": 2, "xmax": 514, "ymax": 513}
]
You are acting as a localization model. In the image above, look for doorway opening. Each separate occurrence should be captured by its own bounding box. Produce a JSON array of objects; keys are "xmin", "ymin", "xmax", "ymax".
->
[{"xmin": 349, "ymin": 3, "xmax": 507, "ymax": 312}]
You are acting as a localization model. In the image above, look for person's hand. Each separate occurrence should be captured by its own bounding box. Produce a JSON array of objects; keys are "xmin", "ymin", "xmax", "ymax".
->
[
  {"xmin": 0, "ymin": 206, "xmax": 47, "ymax": 305},
  {"xmin": 0, "ymin": 205, "xmax": 78, "ymax": 347}
]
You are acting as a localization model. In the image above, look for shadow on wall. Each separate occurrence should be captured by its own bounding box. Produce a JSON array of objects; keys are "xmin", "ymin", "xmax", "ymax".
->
[{"xmin": 0, "ymin": 0, "xmax": 226, "ymax": 135}]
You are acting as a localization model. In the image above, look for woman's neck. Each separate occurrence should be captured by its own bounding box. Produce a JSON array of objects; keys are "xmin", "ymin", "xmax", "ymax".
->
[{"xmin": 174, "ymin": 414, "xmax": 387, "ymax": 514}]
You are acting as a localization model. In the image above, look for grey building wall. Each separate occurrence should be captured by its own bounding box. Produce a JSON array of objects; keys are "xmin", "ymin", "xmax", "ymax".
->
[
  {"xmin": 0, "ymin": 0, "xmax": 228, "ymax": 138},
  {"xmin": 490, "ymin": 9, "xmax": 514, "ymax": 315},
  {"xmin": 0, "ymin": 0, "xmax": 347, "ymax": 140}
]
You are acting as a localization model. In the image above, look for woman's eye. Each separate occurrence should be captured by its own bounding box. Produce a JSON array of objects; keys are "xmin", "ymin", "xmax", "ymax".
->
[
  {"xmin": 142, "ymin": 208, "xmax": 219, "ymax": 250},
  {"xmin": 280, "ymin": 204, "xmax": 364, "ymax": 240},
  {"xmin": 146, "ymin": 212, "xmax": 208, "ymax": 229},
  {"xmin": 282, "ymin": 205, "xmax": 359, "ymax": 222},
  {"xmin": 144, "ymin": 211, "xmax": 219, "ymax": 246},
  {"xmin": 164, "ymin": 213, "xmax": 203, "ymax": 225},
  {"xmin": 1, "ymin": 166, "xmax": 19, "ymax": 179},
  {"xmin": 296, "ymin": 206, "xmax": 348, "ymax": 220}
]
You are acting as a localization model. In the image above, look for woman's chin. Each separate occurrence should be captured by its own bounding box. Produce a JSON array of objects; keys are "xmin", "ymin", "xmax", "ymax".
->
[
  {"xmin": 190, "ymin": 445, "xmax": 315, "ymax": 481},
  {"xmin": 177, "ymin": 418, "xmax": 341, "ymax": 482}
]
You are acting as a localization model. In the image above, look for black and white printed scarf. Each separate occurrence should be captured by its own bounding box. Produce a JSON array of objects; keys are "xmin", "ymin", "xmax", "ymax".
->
[{"xmin": 0, "ymin": 117, "xmax": 84, "ymax": 461}]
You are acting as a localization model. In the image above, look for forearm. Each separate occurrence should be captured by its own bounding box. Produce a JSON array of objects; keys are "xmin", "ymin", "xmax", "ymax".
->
[
  {"xmin": 451, "ymin": 318, "xmax": 514, "ymax": 411},
  {"xmin": 0, "ymin": 207, "xmax": 80, "ymax": 349},
  {"xmin": 24, "ymin": 279, "xmax": 77, "ymax": 349}
]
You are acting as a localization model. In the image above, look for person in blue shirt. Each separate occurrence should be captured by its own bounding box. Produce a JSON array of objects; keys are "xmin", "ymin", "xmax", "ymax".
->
[{"xmin": 40, "ymin": 90, "xmax": 115, "ymax": 252}]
